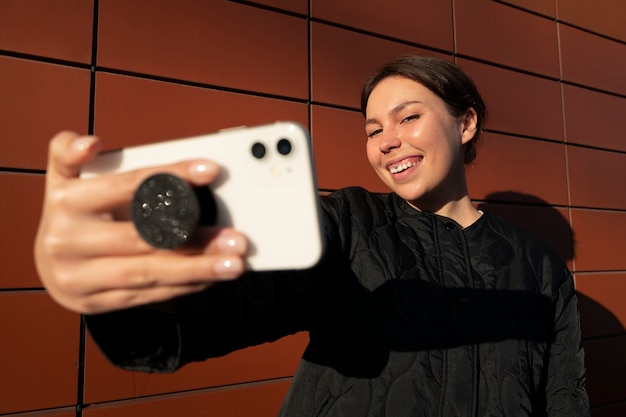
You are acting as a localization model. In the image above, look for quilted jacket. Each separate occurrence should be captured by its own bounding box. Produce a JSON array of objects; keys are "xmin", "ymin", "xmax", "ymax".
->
[{"xmin": 87, "ymin": 187, "xmax": 590, "ymax": 416}]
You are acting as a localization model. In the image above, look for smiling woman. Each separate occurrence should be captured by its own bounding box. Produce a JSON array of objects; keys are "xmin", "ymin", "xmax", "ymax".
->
[
  {"xmin": 34, "ymin": 54, "xmax": 590, "ymax": 417},
  {"xmin": 361, "ymin": 55, "xmax": 487, "ymax": 163},
  {"xmin": 364, "ymin": 76, "xmax": 479, "ymax": 225},
  {"xmin": 360, "ymin": 56, "xmax": 488, "ymax": 227}
]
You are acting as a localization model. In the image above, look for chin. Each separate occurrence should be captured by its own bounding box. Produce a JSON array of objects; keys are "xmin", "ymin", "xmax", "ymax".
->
[{"xmin": 393, "ymin": 188, "xmax": 428, "ymax": 204}]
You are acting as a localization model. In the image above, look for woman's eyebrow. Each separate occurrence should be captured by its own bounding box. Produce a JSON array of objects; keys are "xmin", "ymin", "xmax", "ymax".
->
[
  {"xmin": 391, "ymin": 100, "xmax": 422, "ymax": 115},
  {"xmin": 365, "ymin": 100, "xmax": 422, "ymax": 126}
]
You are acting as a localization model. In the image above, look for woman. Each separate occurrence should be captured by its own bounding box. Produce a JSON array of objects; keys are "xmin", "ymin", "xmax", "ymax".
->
[{"xmin": 34, "ymin": 55, "xmax": 590, "ymax": 416}]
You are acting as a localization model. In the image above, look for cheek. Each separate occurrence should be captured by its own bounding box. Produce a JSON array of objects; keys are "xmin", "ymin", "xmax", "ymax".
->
[{"xmin": 365, "ymin": 141, "xmax": 379, "ymax": 167}]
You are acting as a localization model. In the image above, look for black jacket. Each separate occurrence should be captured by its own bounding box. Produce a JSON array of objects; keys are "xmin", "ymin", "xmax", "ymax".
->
[{"xmin": 87, "ymin": 187, "xmax": 590, "ymax": 416}]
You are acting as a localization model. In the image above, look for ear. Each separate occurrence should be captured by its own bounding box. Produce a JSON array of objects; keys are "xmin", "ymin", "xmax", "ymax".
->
[{"xmin": 460, "ymin": 108, "xmax": 478, "ymax": 145}]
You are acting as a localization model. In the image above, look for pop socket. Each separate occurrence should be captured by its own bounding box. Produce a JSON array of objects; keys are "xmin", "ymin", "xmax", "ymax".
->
[{"xmin": 131, "ymin": 173, "xmax": 217, "ymax": 249}]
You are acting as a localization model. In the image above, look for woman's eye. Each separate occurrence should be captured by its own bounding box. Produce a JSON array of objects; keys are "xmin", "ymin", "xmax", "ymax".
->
[
  {"xmin": 402, "ymin": 114, "xmax": 420, "ymax": 123},
  {"xmin": 367, "ymin": 128, "xmax": 382, "ymax": 138}
]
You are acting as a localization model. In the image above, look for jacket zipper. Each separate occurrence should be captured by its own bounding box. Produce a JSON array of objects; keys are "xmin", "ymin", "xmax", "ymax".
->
[
  {"xmin": 459, "ymin": 229, "xmax": 479, "ymax": 417},
  {"xmin": 435, "ymin": 218, "xmax": 479, "ymax": 417}
]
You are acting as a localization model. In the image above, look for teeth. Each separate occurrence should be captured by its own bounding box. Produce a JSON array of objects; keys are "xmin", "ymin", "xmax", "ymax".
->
[{"xmin": 389, "ymin": 160, "xmax": 416, "ymax": 174}]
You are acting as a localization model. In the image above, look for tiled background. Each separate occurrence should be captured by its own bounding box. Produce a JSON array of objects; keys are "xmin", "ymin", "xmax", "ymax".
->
[{"xmin": 1, "ymin": 0, "xmax": 625, "ymax": 415}]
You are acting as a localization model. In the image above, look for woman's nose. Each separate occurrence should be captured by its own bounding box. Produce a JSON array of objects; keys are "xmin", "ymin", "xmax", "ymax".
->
[{"xmin": 379, "ymin": 130, "xmax": 401, "ymax": 153}]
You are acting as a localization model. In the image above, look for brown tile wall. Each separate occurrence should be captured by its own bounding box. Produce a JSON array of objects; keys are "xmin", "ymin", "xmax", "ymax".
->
[{"xmin": 1, "ymin": 0, "xmax": 624, "ymax": 415}]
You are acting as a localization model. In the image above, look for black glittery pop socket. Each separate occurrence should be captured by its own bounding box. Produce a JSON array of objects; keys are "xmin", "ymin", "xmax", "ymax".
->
[{"xmin": 131, "ymin": 173, "xmax": 217, "ymax": 249}]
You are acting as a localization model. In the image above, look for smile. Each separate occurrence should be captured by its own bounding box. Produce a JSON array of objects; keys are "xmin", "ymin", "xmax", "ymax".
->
[{"xmin": 388, "ymin": 157, "xmax": 421, "ymax": 174}]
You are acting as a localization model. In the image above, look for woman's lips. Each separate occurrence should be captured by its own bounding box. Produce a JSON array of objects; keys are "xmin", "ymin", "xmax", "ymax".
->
[{"xmin": 388, "ymin": 157, "xmax": 422, "ymax": 174}]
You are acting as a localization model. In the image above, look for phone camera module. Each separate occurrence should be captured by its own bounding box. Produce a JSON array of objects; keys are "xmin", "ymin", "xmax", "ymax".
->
[
  {"xmin": 277, "ymin": 138, "xmax": 292, "ymax": 156},
  {"xmin": 251, "ymin": 142, "xmax": 266, "ymax": 159}
]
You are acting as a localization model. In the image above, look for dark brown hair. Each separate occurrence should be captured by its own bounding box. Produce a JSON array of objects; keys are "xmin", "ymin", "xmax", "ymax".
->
[{"xmin": 361, "ymin": 55, "xmax": 487, "ymax": 164}]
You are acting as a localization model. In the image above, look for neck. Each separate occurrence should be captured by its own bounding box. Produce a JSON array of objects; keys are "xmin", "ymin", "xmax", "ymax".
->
[
  {"xmin": 403, "ymin": 165, "xmax": 482, "ymax": 228},
  {"xmin": 407, "ymin": 195, "xmax": 481, "ymax": 229},
  {"xmin": 406, "ymin": 167, "xmax": 481, "ymax": 228},
  {"xmin": 437, "ymin": 196, "xmax": 482, "ymax": 228}
]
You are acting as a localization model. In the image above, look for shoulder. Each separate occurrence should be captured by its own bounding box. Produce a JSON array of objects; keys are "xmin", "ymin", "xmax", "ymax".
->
[
  {"xmin": 321, "ymin": 186, "xmax": 398, "ymax": 223},
  {"xmin": 482, "ymin": 211, "xmax": 571, "ymax": 288},
  {"xmin": 317, "ymin": 187, "xmax": 402, "ymax": 255},
  {"xmin": 322, "ymin": 186, "xmax": 386, "ymax": 207},
  {"xmin": 482, "ymin": 211, "xmax": 556, "ymax": 252},
  {"xmin": 480, "ymin": 211, "xmax": 536, "ymax": 242}
]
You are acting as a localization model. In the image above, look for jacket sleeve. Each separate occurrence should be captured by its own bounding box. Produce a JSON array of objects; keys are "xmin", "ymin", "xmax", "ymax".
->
[
  {"xmin": 85, "ymin": 255, "xmax": 336, "ymax": 372},
  {"xmin": 544, "ymin": 265, "xmax": 590, "ymax": 416},
  {"xmin": 85, "ymin": 194, "xmax": 350, "ymax": 373}
]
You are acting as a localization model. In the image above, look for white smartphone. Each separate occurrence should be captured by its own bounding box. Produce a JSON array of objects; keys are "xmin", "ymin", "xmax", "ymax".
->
[{"xmin": 81, "ymin": 121, "xmax": 324, "ymax": 271}]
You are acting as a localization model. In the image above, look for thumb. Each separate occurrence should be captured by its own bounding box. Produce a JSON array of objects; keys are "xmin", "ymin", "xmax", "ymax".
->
[{"xmin": 47, "ymin": 131, "xmax": 102, "ymax": 181}]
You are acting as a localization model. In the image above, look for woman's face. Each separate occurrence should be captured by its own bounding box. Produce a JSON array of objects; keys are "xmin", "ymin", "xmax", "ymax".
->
[{"xmin": 364, "ymin": 76, "xmax": 477, "ymax": 211}]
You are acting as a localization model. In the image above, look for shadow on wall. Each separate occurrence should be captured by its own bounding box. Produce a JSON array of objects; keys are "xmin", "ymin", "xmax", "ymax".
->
[{"xmin": 476, "ymin": 191, "xmax": 624, "ymax": 338}]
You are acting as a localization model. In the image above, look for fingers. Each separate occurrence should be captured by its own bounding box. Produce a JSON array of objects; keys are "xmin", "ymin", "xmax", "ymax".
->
[
  {"xmin": 36, "ymin": 131, "xmax": 249, "ymax": 315},
  {"xmin": 40, "ymin": 222, "xmax": 248, "ymax": 314},
  {"xmin": 46, "ymin": 131, "xmax": 220, "ymax": 214},
  {"xmin": 47, "ymin": 250, "xmax": 244, "ymax": 314},
  {"xmin": 71, "ymin": 251, "xmax": 244, "ymax": 293},
  {"xmin": 52, "ymin": 219, "xmax": 247, "ymax": 258},
  {"xmin": 47, "ymin": 132, "xmax": 102, "ymax": 181},
  {"xmin": 71, "ymin": 160, "xmax": 220, "ymax": 214},
  {"xmin": 78, "ymin": 283, "xmax": 213, "ymax": 314},
  {"xmin": 190, "ymin": 227, "xmax": 248, "ymax": 255}
]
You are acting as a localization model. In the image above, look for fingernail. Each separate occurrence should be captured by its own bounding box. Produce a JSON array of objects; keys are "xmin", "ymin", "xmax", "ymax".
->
[
  {"xmin": 214, "ymin": 257, "xmax": 243, "ymax": 276},
  {"xmin": 72, "ymin": 136, "xmax": 98, "ymax": 152},
  {"xmin": 217, "ymin": 234, "xmax": 246, "ymax": 253},
  {"xmin": 188, "ymin": 161, "xmax": 217, "ymax": 182}
]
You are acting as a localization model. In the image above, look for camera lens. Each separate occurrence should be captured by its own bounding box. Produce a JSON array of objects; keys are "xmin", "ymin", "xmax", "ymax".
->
[
  {"xmin": 251, "ymin": 142, "xmax": 266, "ymax": 159},
  {"xmin": 277, "ymin": 138, "xmax": 292, "ymax": 155}
]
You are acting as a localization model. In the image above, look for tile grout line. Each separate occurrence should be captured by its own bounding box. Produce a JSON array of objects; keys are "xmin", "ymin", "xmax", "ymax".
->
[{"xmin": 76, "ymin": 1, "xmax": 100, "ymax": 416}]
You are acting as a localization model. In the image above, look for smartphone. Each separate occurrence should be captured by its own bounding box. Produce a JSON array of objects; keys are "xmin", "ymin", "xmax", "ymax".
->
[{"xmin": 81, "ymin": 121, "xmax": 324, "ymax": 271}]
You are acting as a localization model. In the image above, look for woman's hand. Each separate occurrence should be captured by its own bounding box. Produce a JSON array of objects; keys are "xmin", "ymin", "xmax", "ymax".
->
[{"xmin": 34, "ymin": 131, "xmax": 247, "ymax": 314}]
